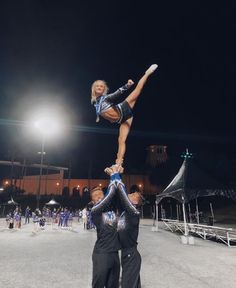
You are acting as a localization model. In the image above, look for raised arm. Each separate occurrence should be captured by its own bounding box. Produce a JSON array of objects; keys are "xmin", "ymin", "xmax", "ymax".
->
[
  {"xmin": 105, "ymin": 80, "xmax": 134, "ymax": 102},
  {"xmin": 91, "ymin": 181, "xmax": 117, "ymax": 215},
  {"xmin": 115, "ymin": 178, "xmax": 140, "ymax": 216}
]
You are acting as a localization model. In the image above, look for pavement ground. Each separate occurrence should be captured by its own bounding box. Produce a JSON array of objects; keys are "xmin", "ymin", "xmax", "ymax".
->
[{"xmin": 0, "ymin": 219, "xmax": 236, "ymax": 288}]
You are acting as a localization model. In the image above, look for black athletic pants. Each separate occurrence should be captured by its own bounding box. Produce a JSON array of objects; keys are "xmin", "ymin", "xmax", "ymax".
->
[
  {"xmin": 121, "ymin": 247, "xmax": 141, "ymax": 288},
  {"xmin": 92, "ymin": 251, "xmax": 120, "ymax": 288}
]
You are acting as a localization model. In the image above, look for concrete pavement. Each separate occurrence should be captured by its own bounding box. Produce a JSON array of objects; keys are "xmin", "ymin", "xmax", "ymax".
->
[{"xmin": 0, "ymin": 219, "xmax": 236, "ymax": 288}]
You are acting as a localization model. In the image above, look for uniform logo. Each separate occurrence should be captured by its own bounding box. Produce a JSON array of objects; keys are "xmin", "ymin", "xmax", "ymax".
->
[
  {"xmin": 102, "ymin": 211, "xmax": 117, "ymax": 227},
  {"xmin": 117, "ymin": 213, "xmax": 126, "ymax": 230}
]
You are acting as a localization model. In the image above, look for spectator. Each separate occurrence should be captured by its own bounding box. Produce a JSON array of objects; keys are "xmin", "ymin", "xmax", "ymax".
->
[
  {"xmin": 24, "ymin": 206, "xmax": 31, "ymax": 224},
  {"xmin": 58, "ymin": 208, "xmax": 64, "ymax": 227},
  {"xmin": 82, "ymin": 208, "xmax": 87, "ymax": 230},
  {"xmin": 68, "ymin": 211, "xmax": 74, "ymax": 228},
  {"xmin": 14, "ymin": 207, "xmax": 21, "ymax": 229}
]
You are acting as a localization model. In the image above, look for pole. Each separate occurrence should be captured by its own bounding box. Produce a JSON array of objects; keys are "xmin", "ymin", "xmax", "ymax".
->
[
  {"xmin": 151, "ymin": 199, "xmax": 159, "ymax": 232},
  {"xmin": 195, "ymin": 198, "xmax": 200, "ymax": 224},
  {"xmin": 22, "ymin": 158, "xmax": 27, "ymax": 191},
  {"xmin": 170, "ymin": 203, "xmax": 173, "ymax": 219},
  {"xmin": 182, "ymin": 157, "xmax": 188, "ymax": 236},
  {"xmin": 152, "ymin": 205, "xmax": 155, "ymax": 226},
  {"xmin": 176, "ymin": 204, "xmax": 179, "ymax": 220},
  {"xmin": 156, "ymin": 201, "xmax": 159, "ymax": 231},
  {"xmin": 68, "ymin": 160, "xmax": 71, "ymax": 194},
  {"xmin": 210, "ymin": 202, "xmax": 214, "ymax": 225},
  {"xmin": 19, "ymin": 158, "xmax": 26, "ymax": 190},
  {"xmin": 188, "ymin": 203, "xmax": 191, "ymax": 223},
  {"xmin": 10, "ymin": 154, "xmax": 14, "ymax": 197},
  {"xmin": 182, "ymin": 197, "xmax": 188, "ymax": 236},
  {"xmin": 37, "ymin": 135, "xmax": 45, "ymax": 208},
  {"xmin": 44, "ymin": 164, "xmax": 49, "ymax": 195},
  {"xmin": 179, "ymin": 204, "xmax": 182, "ymax": 219}
]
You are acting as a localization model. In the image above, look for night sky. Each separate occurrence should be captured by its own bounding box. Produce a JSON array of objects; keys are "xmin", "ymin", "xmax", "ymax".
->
[{"xmin": 1, "ymin": 1, "xmax": 236, "ymax": 183}]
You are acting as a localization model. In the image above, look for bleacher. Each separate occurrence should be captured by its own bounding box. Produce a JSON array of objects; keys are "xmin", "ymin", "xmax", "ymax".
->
[{"xmin": 161, "ymin": 219, "xmax": 236, "ymax": 247}]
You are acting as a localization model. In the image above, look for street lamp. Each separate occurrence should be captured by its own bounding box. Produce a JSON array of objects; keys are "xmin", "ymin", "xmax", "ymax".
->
[
  {"xmin": 36, "ymin": 135, "xmax": 45, "ymax": 208},
  {"xmin": 33, "ymin": 117, "xmax": 61, "ymax": 208}
]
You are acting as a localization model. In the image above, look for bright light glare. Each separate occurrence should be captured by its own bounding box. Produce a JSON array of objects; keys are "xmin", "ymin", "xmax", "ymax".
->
[{"xmin": 33, "ymin": 117, "xmax": 61, "ymax": 136}]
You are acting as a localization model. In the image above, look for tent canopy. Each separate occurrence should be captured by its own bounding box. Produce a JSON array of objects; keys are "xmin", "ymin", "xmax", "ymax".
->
[
  {"xmin": 156, "ymin": 158, "xmax": 236, "ymax": 204},
  {"xmin": 2, "ymin": 197, "xmax": 19, "ymax": 206},
  {"xmin": 45, "ymin": 199, "xmax": 60, "ymax": 206}
]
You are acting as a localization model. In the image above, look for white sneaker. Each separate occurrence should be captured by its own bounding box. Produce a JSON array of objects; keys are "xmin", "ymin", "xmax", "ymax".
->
[
  {"xmin": 146, "ymin": 64, "xmax": 158, "ymax": 74},
  {"xmin": 104, "ymin": 167, "xmax": 113, "ymax": 175}
]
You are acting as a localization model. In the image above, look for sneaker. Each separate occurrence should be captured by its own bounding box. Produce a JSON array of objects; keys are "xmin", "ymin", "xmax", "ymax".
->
[
  {"xmin": 146, "ymin": 64, "xmax": 158, "ymax": 75},
  {"xmin": 112, "ymin": 164, "xmax": 124, "ymax": 174},
  {"xmin": 104, "ymin": 167, "xmax": 113, "ymax": 176}
]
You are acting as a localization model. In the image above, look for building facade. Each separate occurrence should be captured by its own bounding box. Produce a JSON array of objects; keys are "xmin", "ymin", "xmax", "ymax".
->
[{"xmin": 3, "ymin": 173, "xmax": 160, "ymax": 196}]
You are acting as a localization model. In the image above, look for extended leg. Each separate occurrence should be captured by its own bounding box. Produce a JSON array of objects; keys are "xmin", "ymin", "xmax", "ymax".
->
[
  {"xmin": 92, "ymin": 252, "xmax": 120, "ymax": 288},
  {"xmin": 126, "ymin": 64, "xmax": 158, "ymax": 109},
  {"xmin": 121, "ymin": 248, "xmax": 141, "ymax": 288},
  {"xmin": 116, "ymin": 117, "xmax": 133, "ymax": 165},
  {"xmin": 106, "ymin": 253, "xmax": 120, "ymax": 288},
  {"xmin": 92, "ymin": 253, "xmax": 110, "ymax": 288}
]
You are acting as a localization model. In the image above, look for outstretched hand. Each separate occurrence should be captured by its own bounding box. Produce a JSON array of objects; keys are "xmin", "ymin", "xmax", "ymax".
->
[
  {"xmin": 104, "ymin": 164, "xmax": 124, "ymax": 176},
  {"xmin": 112, "ymin": 164, "xmax": 124, "ymax": 174},
  {"xmin": 127, "ymin": 79, "xmax": 134, "ymax": 87}
]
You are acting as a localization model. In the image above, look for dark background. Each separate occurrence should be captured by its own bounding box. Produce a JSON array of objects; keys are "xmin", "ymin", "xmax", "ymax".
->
[{"xmin": 0, "ymin": 1, "xmax": 236, "ymax": 185}]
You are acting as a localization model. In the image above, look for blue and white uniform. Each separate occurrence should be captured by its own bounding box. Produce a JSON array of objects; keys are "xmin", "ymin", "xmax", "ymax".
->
[
  {"xmin": 91, "ymin": 180, "xmax": 120, "ymax": 288},
  {"xmin": 113, "ymin": 174, "xmax": 141, "ymax": 288},
  {"xmin": 93, "ymin": 84, "xmax": 133, "ymax": 124}
]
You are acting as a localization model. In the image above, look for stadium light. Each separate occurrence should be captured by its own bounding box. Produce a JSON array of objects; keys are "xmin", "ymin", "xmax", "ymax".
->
[{"xmin": 33, "ymin": 114, "xmax": 62, "ymax": 208}]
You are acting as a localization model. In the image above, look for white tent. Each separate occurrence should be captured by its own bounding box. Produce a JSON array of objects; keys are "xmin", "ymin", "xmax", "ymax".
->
[
  {"xmin": 156, "ymin": 156, "xmax": 236, "ymax": 235},
  {"xmin": 45, "ymin": 199, "xmax": 60, "ymax": 206}
]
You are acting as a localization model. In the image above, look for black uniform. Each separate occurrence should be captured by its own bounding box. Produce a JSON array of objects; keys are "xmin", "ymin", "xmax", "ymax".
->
[
  {"xmin": 91, "ymin": 181, "xmax": 120, "ymax": 288},
  {"xmin": 93, "ymin": 83, "xmax": 133, "ymax": 124},
  {"xmin": 116, "ymin": 179, "xmax": 141, "ymax": 288}
]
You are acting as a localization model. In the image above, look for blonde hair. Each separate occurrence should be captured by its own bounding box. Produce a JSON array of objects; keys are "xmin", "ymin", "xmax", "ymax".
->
[
  {"xmin": 91, "ymin": 186, "xmax": 103, "ymax": 195},
  {"xmin": 91, "ymin": 80, "xmax": 109, "ymax": 104}
]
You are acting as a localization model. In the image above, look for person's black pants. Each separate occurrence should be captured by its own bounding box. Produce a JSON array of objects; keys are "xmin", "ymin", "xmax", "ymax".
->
[
  {"xmin": 92, "ymin": 251, "xmax": 120, "ymax": 288},
  {"xmin": 121, "ymin": 247, "xmax": 141, "ymax": 288}
]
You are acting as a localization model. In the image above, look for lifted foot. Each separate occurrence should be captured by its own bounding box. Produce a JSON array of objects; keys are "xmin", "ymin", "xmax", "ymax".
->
[
  {"xmin": 104, "ymin": 167, "xmax": 113, "ymax": 176},
  {"xmin": 145, "ymin": 64, "xmax": 158, "ymax": 75},
  {"xmin": 112, "ymin": 164, "xmax": 124, "ymax": 174},
  {"xmin": 104, "ymin": 164, "xmax": 124, "ymax": 175}
]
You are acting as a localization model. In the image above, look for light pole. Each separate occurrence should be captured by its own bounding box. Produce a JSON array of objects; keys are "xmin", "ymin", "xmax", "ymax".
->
[
  {"xmin": 34, "ymin": 116, "xmax": 60, "ymax": 208},
  {"xmin": 37, "ymin": 135, "xmax": 46, "ymax": 208}
]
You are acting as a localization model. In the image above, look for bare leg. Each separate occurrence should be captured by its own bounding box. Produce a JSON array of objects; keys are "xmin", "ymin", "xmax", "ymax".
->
[
  {"xmin": 115, "ymin": 65, "xmax": 157, "ymax": 165},
  {"xmin": 126, "ymin": 64, "xmax": 158, "ymax": 109},
  {"xmin": 116, "ymin": 117, "xmax": 133, "ymax": 165}
]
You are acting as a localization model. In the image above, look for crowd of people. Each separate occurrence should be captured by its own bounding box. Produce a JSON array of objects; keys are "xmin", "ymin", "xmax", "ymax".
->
[
  {"xmin": 6, "ymin": 206, "xmax": 22, "ymax": 229},
  {"xmin": 5, "ymin": 205, "xmax": 95, "ymax": 230}
]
